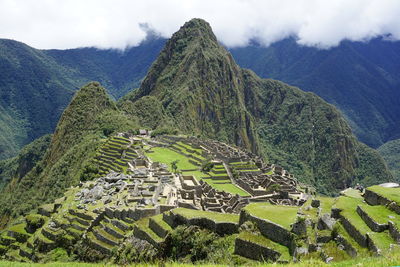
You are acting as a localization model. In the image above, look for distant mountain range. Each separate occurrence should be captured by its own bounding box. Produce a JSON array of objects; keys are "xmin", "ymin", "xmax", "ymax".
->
[{"xmin": 0, "ymin": 37, "xmax": 164, "ymax": 159}]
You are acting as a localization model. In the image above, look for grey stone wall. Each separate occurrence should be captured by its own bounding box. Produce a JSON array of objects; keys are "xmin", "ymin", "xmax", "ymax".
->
[
  {"xmin": 356, "ymin": 205, "xmax": 388, "ymax": 232},
  {"xmin": 388, "ymin": 221, "xmax": 400, "ymax": 243},
  {"xmin": 170, "ymin": 211, "xmax": 238, "ymax": 235},
  {"xmin": 364, "ymin": 189, "xmax": 390, "ymax": 206},
  {"xmin": 335, "ymin": 234, "xmax": 357, "ymax": 257},
  {"xmin": 239, "ymin": 210, "xmax": 295, "ymax": 253},
  {"xmin": 234, "ymin": 237, "xmax": 281, "ymax": 262},
  {"xmin": 133, "ymin": 225, "xmax": 161, "ymax": 248},
  {"xmin": 340, "ymin": 216, "xmax": 367, "ymax": 247},
  {"xmin": 149, "ymin": 218, "xmax": 168, "ymax": 238}
]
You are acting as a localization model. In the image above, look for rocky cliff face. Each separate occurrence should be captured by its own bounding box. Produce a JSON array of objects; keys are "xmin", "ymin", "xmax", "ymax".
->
[{"xmin": 122, "ymin": 18, "xmax": 393, "ymax": 192}]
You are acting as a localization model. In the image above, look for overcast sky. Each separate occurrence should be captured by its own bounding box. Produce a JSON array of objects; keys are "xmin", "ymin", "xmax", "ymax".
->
[{"xmin": 0, "ymin": 0, "xmax": 399, "ymax": 50}]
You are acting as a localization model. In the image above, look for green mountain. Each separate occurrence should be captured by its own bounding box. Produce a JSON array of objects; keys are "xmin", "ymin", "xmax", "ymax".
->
[
  {"xmin": 121, "ymin": 18, "xmax": 393, "ymax": 194},
  {"xmin": 0, "ymin": 38, "xmax": 163, "ymax": 160},
  {"xmin": 0, "ymin": 39, "xmax": 75, "ymax": 160},
  {"xmin": 378, "ymin": 139, "xmax": 400, "ymax": 180},
  {"xmin": 0, "ymin": 82, "xmax": 138, "ymax": 223},
  {"xmin": 230, "ymin": 38, "xmax": 400, "ymax": 148},
  {"xmin": 0, "ymin": 134, "xmax": 51, "ymax": 189}
]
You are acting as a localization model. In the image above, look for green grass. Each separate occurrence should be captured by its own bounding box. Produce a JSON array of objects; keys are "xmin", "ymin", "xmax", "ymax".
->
[
  {"xmin": 359, "ymin": 203, "xmax": 400, "ymax": 227},
  {"xmin": 335, "ymin": 223, "xmax": 371, "ymax": 257},
  {"xmin": 8, "ymin": 224, "xmax": 29, "ymax": 235},
  {"xmin": 335, "ymin": 196, "xmax": 393, "ymax": 251},
  {"xmin": 145, "ymin": 147, "xmax": 198, "ymax": 171},
  {"xmin": 135, "ymin": 218, "xmax": 163, "ymax": 242},
  {"xmin": 151, "ymin": 214, "xmax": 173, "ymax": 232},
  {"xmin": 340, "ymin": 188, "xmax": 363, "ymax": 199},
  {"xmin": 238, "ymin": 231, "xmax": 291, "ymax": 261},
  {"xmin": 243, "ymin": 202, "xmax": 298, "ymax": 229},
  {"xmin": 367, "ymin": 185, "xmax": 400, "ymax": 205},
  {"xmin": 322, "ymin": 241, "xmax": 351, "ymax": 262},
  {"xmin": 147, "ymin": 147, "xmax": 249, "ymax": 196},
  {"xmin": 318, "ymin": 196, "xmax": 336, "ymax": 215},
  {"xmin": 172, "ymin": 208, "xmax": 239, "ymax": 223}
]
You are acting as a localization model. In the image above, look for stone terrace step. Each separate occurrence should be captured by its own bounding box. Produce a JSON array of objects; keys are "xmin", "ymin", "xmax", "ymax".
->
[
  {"xmin": 234, "ymin": 231, "xmax": 291, "ymax": 262},
  {"xmin": 93, "ymin": 227, "xmax": 119, "ymax": 247},
  {"xmin": 134, "ymin": 218, "xmax": 164, "ymax": 248},
  {"xmin": 86, "ymin": 232, "xmax": 113, "ymax": 254},
  {"xmin": 101, "ymin": 222, "xmax": 125, "ymax": 239},
  {"xmin": 111, "ymin": 219, "xmax": 132, "ymax": 232},
  {"xmin": 149, "ymin": 214, "xmax": 173, "ymax": 238}
]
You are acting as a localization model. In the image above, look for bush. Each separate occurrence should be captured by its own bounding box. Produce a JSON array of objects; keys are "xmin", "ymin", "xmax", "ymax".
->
[
  {"xmin": 201, "ymin": 160, "xmax": 214, "ymax": 172},
  {"xmin": 79, "ymin": 162, "xmax": 99, "ymax": 181},
  {"xmin": 25, "ymin": 214, "xmax": 45, "ymax": 231}
]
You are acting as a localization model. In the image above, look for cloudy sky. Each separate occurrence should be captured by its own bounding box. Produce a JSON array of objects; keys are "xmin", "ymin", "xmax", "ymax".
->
[{"xmin": 0, "ymin": 0, "xmax": 399, "ymax": 50}]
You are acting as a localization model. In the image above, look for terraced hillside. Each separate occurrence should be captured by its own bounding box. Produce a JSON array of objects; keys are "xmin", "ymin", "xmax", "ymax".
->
[{"xmin": 1, "ymin": 132, "xmax": 400, "ymax": 265}]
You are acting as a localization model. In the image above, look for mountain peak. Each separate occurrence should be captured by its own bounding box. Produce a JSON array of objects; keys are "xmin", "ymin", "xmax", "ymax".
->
[{"xmin": 175, "ymin": 18, "xmax": 217, "ymax": 42}]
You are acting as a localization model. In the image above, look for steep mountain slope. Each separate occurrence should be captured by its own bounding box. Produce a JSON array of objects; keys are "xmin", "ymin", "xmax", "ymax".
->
[
  {"xmin": 45, "ymin": 36, "xmax": 165, "ymax": 99},
  {"xmin": 0, "ymin": 37, "xmax": 162, "ymax": 160},
  {"xmin": 378, "ymin": 139, "xmax": 400, "ymax": 180},
  {"xmin": 121, "ymin": 19, "xmax": 393, "ymax": 193},
  {"xmin": 0, "ymin": 82, "xmax": 138, "ymax": 223},
  {"xmin": 0, "ymin": 134, "xmax": 51, "ymax": 189},
  {"xmin": 0, "ymin": 39, "xmax": 76, "ymax": 160},
  {"xmin": 230, "ymin": 38, "xmax": 400, "ymax": 148}
]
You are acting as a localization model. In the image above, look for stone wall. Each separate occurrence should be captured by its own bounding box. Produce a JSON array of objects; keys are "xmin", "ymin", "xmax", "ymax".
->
[
  {"xmin": 335, "ymin": 234, "xmax": 357, "ymax": 258},
  {"xmin": 149, "ymin": 218, "xmax": 169, "ymax": 238},
  {"xmin": 234, "ymin": 237, "xmax": 281, "ymax": 262},
  {"xmin": 239, "ymin": 210, "xmax": 295, "ymax": 253},
  {"xmin": 388, "ymin": 221, "xmax": 400, "ymax": 243},
  {"xmin": 340, "ymin": 216, "xmax": 367, "ymax": 247},
  {"xmin": 169, "ymin": 211, "xmax": 238, "ymax": 235},
  {"xmin": 133, "ymin": 225, "xmax": 162, "ymax": 248},
  {"xmin": 356, "ymin": 205, "xmax": 388, "ymax": 232}
]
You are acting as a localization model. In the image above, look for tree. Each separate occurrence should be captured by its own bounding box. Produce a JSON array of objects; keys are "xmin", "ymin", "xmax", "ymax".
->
[{"xmin": 171, "ymin": 160, "xmax": 179, "ymax": 173}]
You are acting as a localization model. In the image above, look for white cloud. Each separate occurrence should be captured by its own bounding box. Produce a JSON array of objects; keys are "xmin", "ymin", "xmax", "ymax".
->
[{"xmin": 0, "ymin": 0, "xmax": 399, "ymax": 49}]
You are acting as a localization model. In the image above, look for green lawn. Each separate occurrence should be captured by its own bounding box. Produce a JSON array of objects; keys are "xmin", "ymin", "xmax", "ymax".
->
[
  {"xmin": 367, "ymin": 185, "xmax": 400, "ymax": 205},
  {"xmin": 172, "ymin": 208, "xmax": 239, "ymax": 223},
  {"xmin": 243, "ymin": 202, "xmax": 298, "ymax": 229},
  {"xmin": 147, "ymin": 147, "xmax": 249, "ymax": 196},
  {"xmin": 145, "ymin": 147, "xmax": 198, "ymax": 170}
]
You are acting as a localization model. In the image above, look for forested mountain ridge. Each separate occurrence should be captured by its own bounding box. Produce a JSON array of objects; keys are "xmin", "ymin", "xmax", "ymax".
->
[
  {"xmin": 0, "ymin": 37, "xmax": 163, "ymax": 160},
  {"xmin": 230, "ymin": 37, "xmax": 400, "ymax": 148}
]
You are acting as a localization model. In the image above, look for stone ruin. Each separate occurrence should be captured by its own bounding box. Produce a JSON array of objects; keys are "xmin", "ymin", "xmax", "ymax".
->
[{"xmin": 155, "ymin": 135, "xmax": 309, "ymax": 208}]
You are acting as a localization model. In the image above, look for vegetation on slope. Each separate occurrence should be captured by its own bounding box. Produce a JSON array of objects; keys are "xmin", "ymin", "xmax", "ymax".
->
[
  {"xmin": 0, "ymin": 82, "xmax": 139, "ymax": 224},
  {"xmin": 378, "ymin": 138, "xmax": 400, "ymax": 180},
  {"xmin": 0, "ymin": 134, "xmax": 51, "ymax": 189},
  {"xmin": 230, "ymin": 37, "xmax": 400, "ymax": 148},
  {"xmin": 0, "ymin": 37, "xmax": 163, "ymax": 160}
]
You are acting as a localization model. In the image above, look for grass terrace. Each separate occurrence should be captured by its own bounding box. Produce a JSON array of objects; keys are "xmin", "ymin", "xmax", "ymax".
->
[
  {"xmin": 172, "ymin": 208, "xmax": 239, "ymax": 223},
  {"xmin": 318, "ymin": 197, "xmax": 336, "ymax": 215},
  {"xmin": 359, "ymin": 203, "xmax": 400, "ymax": 229},
  {"xmin": 334, "ymin": 196, "xmax": 393, "ymax": 251},
  {"xmin": 238, "ymin": 231, "xmax": 291, "ymax": 261},
  {"xmin": 367, "ymin": 185, "xmax": 400, "ymax": 205},
  {"xmin": 243, "ymin": 203, "xmax": 298, "ymax": 229}
]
